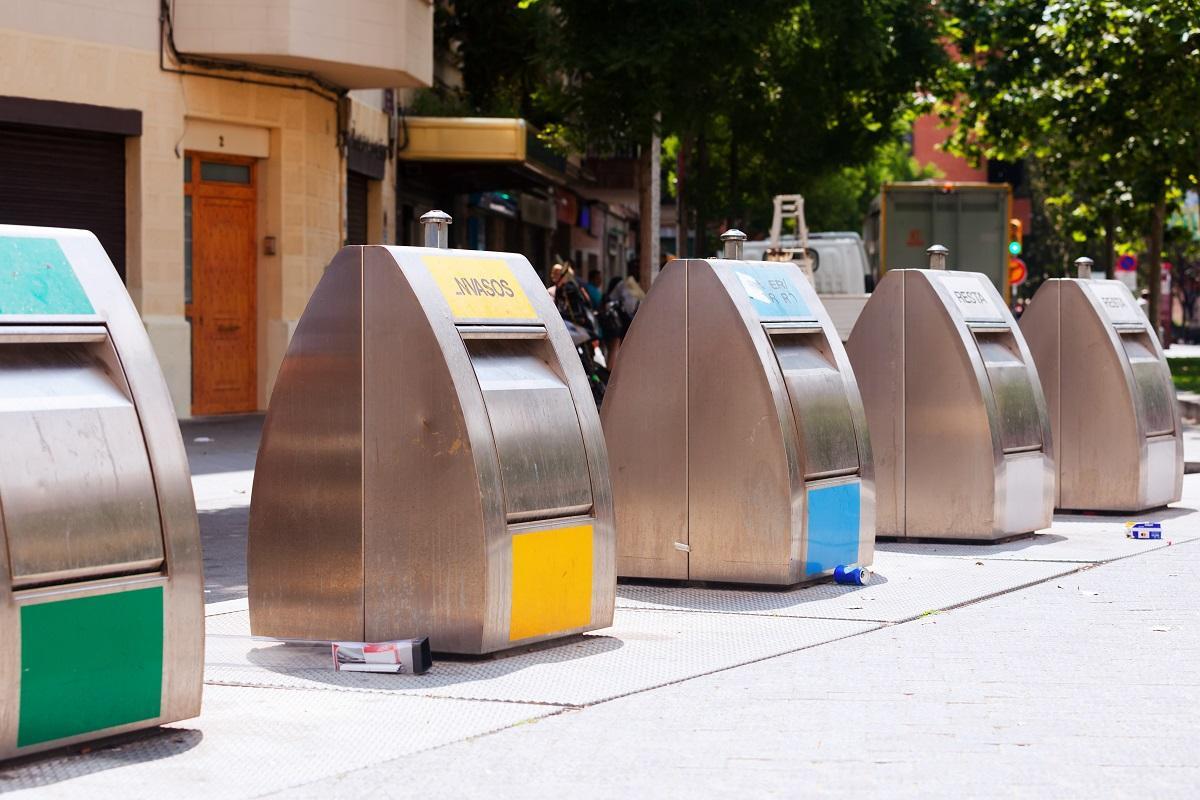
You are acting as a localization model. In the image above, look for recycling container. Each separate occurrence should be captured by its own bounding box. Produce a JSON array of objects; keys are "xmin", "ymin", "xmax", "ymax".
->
[
  {"xmin": 602, "ymin": 230, "xmax": 874, "ymax": 584},
  {"xmin": 248, "ymin": 212, "xmax": 614, "ymax": 654},
  {"xmin": 846, "ymin": 245, "xmax": 1054, "ymax": 541},
  {"xmin": 0, "ymin": 226, "xmax": 202, "ymax": 760},
  {"xmin": 1021, "ymin": 257, "xmax": 1182, "ymax": 511}
]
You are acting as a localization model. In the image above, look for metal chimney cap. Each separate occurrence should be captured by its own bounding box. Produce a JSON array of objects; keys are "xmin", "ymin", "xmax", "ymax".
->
[
  {"xmin": 420, "ymin": 210, "xmax": 452, "ymax": 249},
  {"xmin": 1074, "ymin": 256, "xmax": 1094, "ymax": 279},
  {"xmin": 926, "ymin": 244, "xmax": 949, "ymax": 270},
  {"xmin": 720, "ymin": 228, "xmax": 747, "ymax": 259}
]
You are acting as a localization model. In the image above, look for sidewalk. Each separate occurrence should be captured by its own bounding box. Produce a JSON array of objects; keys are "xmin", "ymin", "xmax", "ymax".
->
[{"xmin": 2, "ymin": 419, "xmax": 1198, "ymax": 798}]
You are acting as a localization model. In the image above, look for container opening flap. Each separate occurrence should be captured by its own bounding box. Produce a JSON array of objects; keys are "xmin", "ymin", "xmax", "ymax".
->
[
  {"xmin": 464, "ymin": 336, "xmax": 593, "ymax": 522},
  {"xmin": 973, "ymin": 330, "xmax": 1042, "ymax": 452},
  {"xmin": 0, "ymin": 335, "xmax": 164, "ymax": 588},
  {"xmin": 768, "ymin": 331, "xmax": 860, "ymax": 478}
]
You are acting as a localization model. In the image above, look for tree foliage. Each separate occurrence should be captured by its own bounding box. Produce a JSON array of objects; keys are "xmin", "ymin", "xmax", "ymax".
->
[{"xmin": 939, "ymin": 0, "xmax": 1200, "ymax": 323}]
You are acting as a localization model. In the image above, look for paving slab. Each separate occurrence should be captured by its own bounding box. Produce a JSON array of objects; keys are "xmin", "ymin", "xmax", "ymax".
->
[
  {"xmin": 279, "ymin": 540, "xmax": 1200, "ymax": 800},
  {"xmin": 616, "ymin": 550, "xmax": 1080, "ymax": 622},
  {"xmin": 0, "ymin": 685, "xmax": 559, "ymax": 800},
  {"xmin": 203, "ymin": 610, "xmax": 874, "ymax": 707}
]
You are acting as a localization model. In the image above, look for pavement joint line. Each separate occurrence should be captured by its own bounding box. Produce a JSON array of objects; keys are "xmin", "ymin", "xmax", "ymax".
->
[
  {"xmin": 202, "ymin": 679, "xmax": 578, "ymax": 709},
  {"xmin": 611, "ymin": 606, "xmax": 897, "ymax": 624},
  {"xmin": 250, "ymin": 706, "xmax": 581, "ymax": 800},
  {"xmin": 261, "ymin": 534, "xmax": 1200, "ymax": 777}
]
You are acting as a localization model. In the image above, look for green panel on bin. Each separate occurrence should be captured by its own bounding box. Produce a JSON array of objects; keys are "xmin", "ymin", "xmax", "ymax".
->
[
  {"xmin": 18, "ymin": 587, "xmax": 163, "ymax": 747},
  {"xmin": 0, "ymin": 236, "xmax": 95, "ymax": 315}
]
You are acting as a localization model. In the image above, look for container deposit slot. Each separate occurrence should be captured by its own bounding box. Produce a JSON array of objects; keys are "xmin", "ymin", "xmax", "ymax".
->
[
  {"xmin": 766, "ymin": 326, "xmax": 861, "ymax": 479},
  {"xmin": 0, "ymin": 327, "xmax": 164, "ymax": 589},
  {"xmin": 1119, "ymin": 330, "xmax": 1175, "ymax": 437},
  {"xmin": 460, "ymin": 327, "xmax": 594, "ymax": 522},
  {"xmin": 972, "ymin": 328, "xmax": 1044, "ymax": 453}
]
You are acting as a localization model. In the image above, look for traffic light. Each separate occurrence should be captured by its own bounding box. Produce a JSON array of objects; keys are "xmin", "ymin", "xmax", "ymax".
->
[{"xmin": 1008, "ymin": 218, "xmax": 1023, "ymax": 256}]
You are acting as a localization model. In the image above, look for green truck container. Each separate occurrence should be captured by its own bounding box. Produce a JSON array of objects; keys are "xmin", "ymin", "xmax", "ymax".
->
[{"xmin": 865, "ymin": 181, "xmax": 1013, "ymax": 303}]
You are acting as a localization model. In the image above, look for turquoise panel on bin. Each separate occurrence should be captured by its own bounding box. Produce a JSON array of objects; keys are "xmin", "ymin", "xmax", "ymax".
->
[
  {"xmin": 805, "ymin": 480, "xmax": 861, "ymax": 576},
  {"xmin": 0, "ymin": 236, "xmax": 94, "ymax": 315},
  {"xmin": 731, "ymin": 265, "xmax": 814, "ymax": 321}
]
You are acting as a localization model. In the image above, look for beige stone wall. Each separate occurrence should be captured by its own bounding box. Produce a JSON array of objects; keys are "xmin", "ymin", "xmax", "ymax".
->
[{"xmin": 0, "ymin": 23, "xmax": 402, "ymax": 416}]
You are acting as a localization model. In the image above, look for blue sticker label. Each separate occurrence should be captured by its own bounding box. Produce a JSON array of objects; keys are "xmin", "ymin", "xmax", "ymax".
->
[
  {"xmin": 0, "ymin": 236, "xmax": 95, "ymax": 316},
  {"xmin": 805, "ymin": 480, "xmax": 862, "ymax": 576},
  {"xmin": 732, "ymin": 265, "xmax": 813, "ymax": 320}
]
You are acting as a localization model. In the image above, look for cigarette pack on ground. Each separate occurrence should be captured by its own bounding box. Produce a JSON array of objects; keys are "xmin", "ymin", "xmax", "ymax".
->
[
  {"xmin": 331, "ymin": 638, "xmax": 432, "ymax": 674},
  {"xmin": 1125, "ymin": 522, "xmax": 1163, "ymax": 540}
]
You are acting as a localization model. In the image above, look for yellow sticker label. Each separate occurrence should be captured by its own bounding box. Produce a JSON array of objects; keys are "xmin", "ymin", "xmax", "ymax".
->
[
  {"xmin": 423, "ymin": 255, "xmax": 537, "ymax": 320},
  {"xmin": 509, "ymin": 524, "xmax": 593, "ymax": 641}
]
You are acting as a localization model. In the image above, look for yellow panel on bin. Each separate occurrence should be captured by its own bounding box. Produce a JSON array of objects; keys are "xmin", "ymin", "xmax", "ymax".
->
[
  {"xmin": 510, "ymin": 524, "xmax": 593, "ymax": 641},
  {"xmin": 423, "ymin": 255, "xmax": 537, "ymax": 320}
]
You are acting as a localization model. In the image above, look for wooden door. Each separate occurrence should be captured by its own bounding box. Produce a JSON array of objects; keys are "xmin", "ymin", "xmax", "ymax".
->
[{"xmin": 185, "ymin": 153, "xmax": 257, "ymax": 415}]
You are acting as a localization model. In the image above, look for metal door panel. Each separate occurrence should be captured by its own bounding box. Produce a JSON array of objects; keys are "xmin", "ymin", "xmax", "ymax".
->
[
  {"xmin": 0, "ymin": 338, "xmax": 163, "ymax": 587},
  {"xmin": 768, "ymin": 331, "xmax": 859, "ymax": 478},
  {"xmin": 974, "ymin": 331, "xmax": 1042, "ymax": 452},
  {"xmin": 1120, "ymin": 333, "xmax": 1174, "ymax": 436},
  {"xmin": 465, "ymin": 336, "xmax": 593, "ymax": 522}
]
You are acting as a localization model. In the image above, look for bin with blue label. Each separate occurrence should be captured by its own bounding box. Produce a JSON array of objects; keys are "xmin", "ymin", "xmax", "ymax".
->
[
  {"xmin": 0, "ymin": 226, "xmax": 203, "ymax": 760},
  {"xmin": 846, "ymin": 245, "xmax": 1054, "ymax": 541},
  {"xmin": 601, "ymin": 230, "xmax": 874, "ymax": 584}
]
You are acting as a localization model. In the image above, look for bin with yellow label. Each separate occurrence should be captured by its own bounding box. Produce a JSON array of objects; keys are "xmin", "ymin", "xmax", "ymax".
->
[
  {"xmin": 0, "ymin": 226, "xmax": 202, "ymax": 760},
  {"xmin": 248, "ymin": 211, "xmax": 614, "ymax": 654}
]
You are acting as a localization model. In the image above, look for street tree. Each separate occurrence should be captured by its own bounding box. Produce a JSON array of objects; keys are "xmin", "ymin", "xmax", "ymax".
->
[{"xmin": 940, "ymin": 0, "xmax": 1200, "ymax": 329}]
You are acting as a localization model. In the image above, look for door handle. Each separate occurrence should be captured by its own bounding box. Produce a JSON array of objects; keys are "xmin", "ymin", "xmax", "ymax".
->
[{"xmin": 217, "ymin": 324, "xmax": 239, "ymax": 333}]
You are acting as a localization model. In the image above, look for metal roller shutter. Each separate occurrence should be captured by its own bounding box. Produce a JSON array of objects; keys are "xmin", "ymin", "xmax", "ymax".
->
[
  {"xmin": 346, "ymin": 170, "xmax": 369, "ymax": 245},
  {"xmin": 0, "ymin": 123, "xmax": 126, "ymax": 280}
]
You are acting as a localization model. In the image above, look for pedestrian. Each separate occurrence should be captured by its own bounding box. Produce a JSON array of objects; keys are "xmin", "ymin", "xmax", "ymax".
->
[
  {"xmin": 600, "ymin": 263, "xmax": 646, "ymax": 370},
  {"xmin": 582, "ymin": 268, "xmax": 604, "ymax": 310}
]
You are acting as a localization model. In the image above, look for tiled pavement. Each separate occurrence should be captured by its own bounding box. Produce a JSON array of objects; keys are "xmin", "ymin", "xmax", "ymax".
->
[{"xmin": 2, "ymin": 416, "xmax": 1197, "ymax": 798}]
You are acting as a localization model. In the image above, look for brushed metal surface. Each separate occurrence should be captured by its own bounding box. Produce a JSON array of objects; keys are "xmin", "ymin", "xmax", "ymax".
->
[
  {"xmin": 0, "ymin": 338, "xmax": 164, "ymax": 587},
  {"xmin": 1, "ymin": 226, "xmax": 203, "ymax": 760},
  {"xmin": 1020, "ymin": 278, "xmax": 1183, "ymax": 511},
  {"xmin": 464, "ymin": 337, "xmax": 594, "ymax": 522},
  {"xmin": 249, "ymin": 243, "xmax": 614, "ymax": 655},
  {"xmin": 606, "ymin": 256, "xmax": 873, "ymax": 585},
  {"xmin": 973, "ymin": 331, "xmax": 1044, "ymax": 452},
  {"xmin": 602, "ymin": 261, "xmax": 689, "ymax": 580},
  {"xmin": 768, "ymin": 331, "xmax": 860, "ymax": 478},
  {"xmin": 849, "ymin": 269, "xmax": 1053, "ymax": 540},
  {"xmin": 687, "ymin": 261, "xmax": 799, "ymax": 583},
  {"xmin": 1121, "ymin": 333, "xmax": 1175, "ymax": 436},
  {"xmin": 248, "ymin": 248, "xmax": 366, "ymax": 642}
]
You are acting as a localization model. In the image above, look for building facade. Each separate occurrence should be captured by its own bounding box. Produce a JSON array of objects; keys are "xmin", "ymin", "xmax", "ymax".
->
[{"xmin": 0, "ymin": 0, "xmax": 433, "ymax": 417}]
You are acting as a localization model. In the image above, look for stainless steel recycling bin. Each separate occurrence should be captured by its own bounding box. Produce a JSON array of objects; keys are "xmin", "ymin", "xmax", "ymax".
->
[
  {"xmin": 1020, "ymin": 258, "xmax": 1183, "ymax": 511},
  {"xmin": 249, "ymin": 212, "xmax": 614, "ymax": 655},
  {"xmin": 846, "ymin": 245, "xmax": 1054, "ymax": 541},
  {"xmin": 602, "ymin": 230, "xmax": 874, "ymax": 584},
  {"xmin": 0, "ymin": 226, "xmax": 202, "ymax": 760}
]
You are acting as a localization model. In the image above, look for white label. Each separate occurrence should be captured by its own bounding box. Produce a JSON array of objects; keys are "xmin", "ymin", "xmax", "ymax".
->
[
  {"xmin": 1088, "ymin": 281, "xmax": 1142, "ymax": 325},
  {"xmin": 939, "ymin": 274, "xmax": 1005, "ymax": 322}
]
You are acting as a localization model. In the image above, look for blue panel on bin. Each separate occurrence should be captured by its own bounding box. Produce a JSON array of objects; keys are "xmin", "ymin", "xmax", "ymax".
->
[
  {"xmin": 805, "ymin": 480, "xmax": 861, "ymax": 576},
  {"xmin": 731, "ymin": 265, "xmax": 814, "ymax": 321},
  {"xmin": 0, "ymin": 237, "xmax": 94, "ymax": 315}
]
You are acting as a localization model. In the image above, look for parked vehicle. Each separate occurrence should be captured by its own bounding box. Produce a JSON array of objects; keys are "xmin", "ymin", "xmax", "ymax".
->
[{"xmin": 864, "ymin": 181, "xmax": 1013, "ymax": 302}]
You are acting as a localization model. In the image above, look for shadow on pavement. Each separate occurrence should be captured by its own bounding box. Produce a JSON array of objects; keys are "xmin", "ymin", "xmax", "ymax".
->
[
  {"xmin": 237, "ymin": 633, "xmax": 623, "ymax": 691},
  {"xmin": 200, "ymin": 506, "xmax": 248, "ymax": 604},
  {"xmin": 182, "ymin": 414, "xmax": 264, "ymax": 476},
  {"xmin": 615, "ymin": 574, "xmax": 888, "ymax": 614},
  {"xmin": 0, "ymin": 729, "xmax": 202, "ymax": 793}
]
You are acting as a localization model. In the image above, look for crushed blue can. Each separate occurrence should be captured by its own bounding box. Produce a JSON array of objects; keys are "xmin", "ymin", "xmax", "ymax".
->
[{"xmin": 834, "ymin": 565, "xmax": 871, "ymax": 585}]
